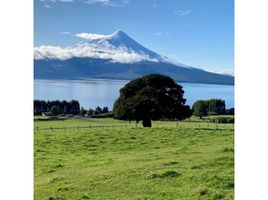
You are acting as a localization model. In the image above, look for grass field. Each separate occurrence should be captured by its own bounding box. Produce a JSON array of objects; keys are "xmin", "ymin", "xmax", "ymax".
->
[{"xmin": 34, "ymin": 117, "xmax": 234, "ymax": 200}]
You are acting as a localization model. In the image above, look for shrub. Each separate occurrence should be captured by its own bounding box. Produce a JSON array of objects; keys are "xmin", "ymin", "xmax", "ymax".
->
[
  {"xmin": 91, "ymin": 112, "xmax": 114, "ymax": 118},
  {"xmin": 210, "ymin": 117, "xmax": 234, "ymax": 124}
]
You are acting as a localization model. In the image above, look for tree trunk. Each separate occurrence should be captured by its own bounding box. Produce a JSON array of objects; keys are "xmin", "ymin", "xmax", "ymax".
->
[{"xmin": 142, "ymin": 119, "xmax": 151, "ymax": 127}]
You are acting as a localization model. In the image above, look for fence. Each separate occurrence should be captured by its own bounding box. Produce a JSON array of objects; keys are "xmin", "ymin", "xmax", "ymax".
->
[
  {"xmin": 34, "ymin": 121, "xmax": 231, "ymax": 132},
  {"xmin": 34, "ymin": 124, "xmax": 135, "ymax": 131}
]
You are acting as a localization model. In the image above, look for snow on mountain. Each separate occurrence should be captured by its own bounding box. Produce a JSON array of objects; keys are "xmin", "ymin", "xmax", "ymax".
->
[{"xmin": 34, "ymin": 30, "xmax": 186, "ymax": 65}]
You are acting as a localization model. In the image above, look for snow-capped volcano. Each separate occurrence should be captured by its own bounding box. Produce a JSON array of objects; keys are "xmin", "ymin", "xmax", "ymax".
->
[
  {"xmin": 34, "ymin": 30, "xmax": 234, "ymax": 85},
  {"xmin": 34, "ymin": 30, "xmax": 171, "ymax": 64}
]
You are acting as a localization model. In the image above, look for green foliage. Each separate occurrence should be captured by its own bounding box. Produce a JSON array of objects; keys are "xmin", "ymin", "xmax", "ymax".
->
[
  {"xmin": 34, "ymin": 100, "xmax": 80, "ymax": 115},
  {"xmin": 94, "ymin": 106, "xmax": 102, "ymax": 115},
  {"xmin": 50, "ymin": 105, "xmax": 61, "ymax": 116},
  {"xmin": 192, "ymin": 99, "xmax": 227, "ymax": 118},
  {"xmin": 192, "ymin": 100, "xmax": 207, "ymax": 118},
  {"xmin": 79, "ymin": 107, "xmax": 87, "ymax": 116},
  {"xmin": 91, "ymin": 112, "xmax": 114, "ymax": 118},
  {"xmin": 226, "ymin": 108, "xmax": 235, "ymax": 115},
  {"xmin": 205, "ymin": 99, "xmax": 226, "ymax": 115},
  {"xmin": 34, "ymin": 118, "xmax": 234, "ymax": 200},
  {"xmin": 210, "ymin": 117, "xmax": 234, "ymax": 124},
  {"xmin": 113, "ymin": 74, "xmax": 191, "ymax": 127},
  {"xmin": 87, "ymin": 108, "xmax": 94, "ymax": 116}
]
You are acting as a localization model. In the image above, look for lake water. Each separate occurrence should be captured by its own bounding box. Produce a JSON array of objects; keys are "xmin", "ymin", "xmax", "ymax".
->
[{"xmin": 34, "ymin": 79, "xmax": 234, "ymax": 110}]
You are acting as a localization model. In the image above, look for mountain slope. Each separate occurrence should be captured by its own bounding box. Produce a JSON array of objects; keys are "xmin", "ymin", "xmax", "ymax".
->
[{"xmin": 34, "ymin": 30, "xmax": 234, "ymax": 85}]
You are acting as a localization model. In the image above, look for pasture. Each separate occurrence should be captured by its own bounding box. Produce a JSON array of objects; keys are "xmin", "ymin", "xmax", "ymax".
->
[{"xmin": 34, "ymin": 117, "xmax": 234, "ymax": 200}]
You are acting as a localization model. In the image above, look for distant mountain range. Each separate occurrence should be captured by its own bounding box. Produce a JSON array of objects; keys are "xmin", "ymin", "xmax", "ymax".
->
[{"xmin": 34, "ymin": 30, "xmax": 234, "ymax": 85}]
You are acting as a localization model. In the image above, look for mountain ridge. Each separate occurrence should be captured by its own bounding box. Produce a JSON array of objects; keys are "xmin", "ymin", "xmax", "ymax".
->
[{"xmin": 34, "ymin": 30, "xmax": 234, "ymax": 85}]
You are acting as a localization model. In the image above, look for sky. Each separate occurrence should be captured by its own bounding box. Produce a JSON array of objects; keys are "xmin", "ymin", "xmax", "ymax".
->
[{"xmin": 34, "ymin": 0, "xmax": 234, "ymax": 74}]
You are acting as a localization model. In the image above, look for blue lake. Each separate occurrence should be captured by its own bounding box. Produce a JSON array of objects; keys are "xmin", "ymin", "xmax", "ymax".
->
[{"xmin": 34, "ymin": 79, "xmax": 234, "ymax": 110}]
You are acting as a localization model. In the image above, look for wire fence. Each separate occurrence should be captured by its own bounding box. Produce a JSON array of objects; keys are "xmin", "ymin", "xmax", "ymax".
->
[
  {"xmin": 34, "ymin": 121, "xmax": 232, "ymax": 132},
  {"xmin": 34, "ymin": 124, "xmax": 137, "ymax": 131}
]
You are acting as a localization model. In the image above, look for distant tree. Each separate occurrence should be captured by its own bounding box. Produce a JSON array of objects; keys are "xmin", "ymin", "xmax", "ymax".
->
[
  {"xmin": 226, "ymin": 108, "xmax": 234, "ymax": 115},
  {"xmin": 62, "ymin": 100, "xmax": 68, "ymax": 114},
  {"xmin": 34, "ymin": 100, "xmax": 48, "ymax": 115},
  {"xmin": 113, "ymin": 74, "xmax": 191, "ymax": 127},
  {"xmin": 94, "ymin": 106, "xmax": 102, "ymax": 115},
  {"xmin": 79, "ymin": 107, "xmax": 87, "ymax": 116},
  {"xmin": 34, "ymin": 100, "xmax": 81, "ymax": 115},
  {"xmin": 102, "ymin": 107, "xmax": 109, "ymax": 113},
  {"xmin": 87, "ymin": 108, "xmax": 94, "ymax": 116},
  {"xmin": 68, "ymin": 100, "xmax": 80, "ymax": 115},
  {"xmin": 50, "ymin": 105, "xmax": 61, "ymax": 116},
  {"xmin": 205, "ymin": 99, "xmax": 226, "ymax": 115},
  {"xmin": 192, "ymin": 100, "xmax": 207, "ymax": 119},
  {"xmin": 63, "ymin": 105, "xmax": 68, "ymax": 115}
]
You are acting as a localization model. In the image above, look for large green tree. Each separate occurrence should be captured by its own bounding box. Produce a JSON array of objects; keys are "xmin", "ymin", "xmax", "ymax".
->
[
  {"xmin": 113, "ymin": 74, "xmax": 191, "ymax": 127},
  {"xmin": 192, "ymin": 100, "xmax": 207, "ymax": 119}
]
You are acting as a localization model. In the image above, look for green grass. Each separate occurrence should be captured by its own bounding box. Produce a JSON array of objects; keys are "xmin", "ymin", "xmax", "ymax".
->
[{"xmin": 34, "ymin": 118, "xmax": 234, "ymax": 200}]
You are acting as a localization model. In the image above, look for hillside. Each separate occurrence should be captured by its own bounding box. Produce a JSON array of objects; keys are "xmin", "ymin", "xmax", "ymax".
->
[{"xmin": 34, "ymin": 31, "xmax": 234, "ymax": 85}]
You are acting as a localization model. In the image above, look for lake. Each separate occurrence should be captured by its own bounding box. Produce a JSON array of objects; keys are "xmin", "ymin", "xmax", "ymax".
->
[{"xmin": 34, "ymin": 79, "xmax": 234, "ymax": 110}]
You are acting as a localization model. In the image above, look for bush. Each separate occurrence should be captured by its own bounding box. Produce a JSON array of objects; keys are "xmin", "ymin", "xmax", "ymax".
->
[
  {"xmin": 210, "ymin": 117, "xmax": 234, "ymax": 124},
  {"xmin": 91, "ymin": 112, "xmax": 114, "ymax": 118},
  {"xmin": 226, "ymin": 108, "xmax": 235, "ymax": 115}
]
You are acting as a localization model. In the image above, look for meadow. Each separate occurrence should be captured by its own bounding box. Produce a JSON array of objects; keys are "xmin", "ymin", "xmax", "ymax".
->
[{"xmin": 34, "ymin": 117, "xmax": 234, "ymax": 200}]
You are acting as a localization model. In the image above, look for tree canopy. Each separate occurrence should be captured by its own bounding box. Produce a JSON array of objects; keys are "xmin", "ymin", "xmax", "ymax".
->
[
  {"xmin": 192, "ymin": 99, "xmax": 227, "ymax": 118},
  {"xmin": 34, "ymin": 100, "xmax": 80, "ymax": 115},
  {"xmin": 113, "ymin": 74, "xmax": 191, "ymax": 127},
  {"xmin": 192, "ymin": 100, "xmax": 207, "ymax": 119}
]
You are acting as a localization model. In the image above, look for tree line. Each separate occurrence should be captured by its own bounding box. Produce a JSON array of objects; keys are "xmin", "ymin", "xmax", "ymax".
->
[
  {"xmin": 34, "ymin": 74, "xmax": 234, "ymax": 127},
  {"xmin": 34, "ymin": 100, "xmax": 110, "ymax": 116},
  {"xmin": 79, "ymin": 106, "xmax": 110, "ymax": 116},
  {"xmin": 192, "ymin": 99, "xmax": 234, "ymax": 119},
  {"xmin": 34, "ymin": 100, "xmax": 80, "ymax": 115}
]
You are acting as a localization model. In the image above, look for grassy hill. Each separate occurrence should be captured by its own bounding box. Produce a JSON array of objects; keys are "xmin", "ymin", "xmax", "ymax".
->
[{"xmin": 34, "ymin": 118, "xmax": 234, "ymax": 200}]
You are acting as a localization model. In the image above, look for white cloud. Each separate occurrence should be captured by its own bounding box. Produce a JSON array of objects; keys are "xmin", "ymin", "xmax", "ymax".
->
[
  {"xmin": 84, "ymin": 0, "xmax": 129, "ymax": 7},
  {"xmin": 155, "ymin": 32, "xmax": 162, "ymax": 36},
  {"xmin": 39, "ymin": 0, "xmax": 129, "ymax": 7},
  {"xmin": 75, "ymin": 32, "xmax": 108, "ymax": 40},
  {"xmin": 174, "ymin": 10, "xmax": 191, "ymax": 16},
  {"xmin": 34, "ymin": 44, "xmax": 150, "ymax": 63},
  {"xmin": 34, "ymin": 46, "xmax": 73, "ymax": 60},
  {"xmin": 39, "ymin": 0, "xmax": 73, "ymax": 2},
  {"xmin": 39, "ymin": 0, "xmax": 73, "ymax": 8},
  {"xmin": 152, "ymin": 4, "xmax": 157, "ymax": 8},
  {"xmin": 196, "ymin": 66, "xmax": 234, "ymax": 75},
  {"xmin": 62, "ymin": 31, "xmax": 71, "ymax": 35}
]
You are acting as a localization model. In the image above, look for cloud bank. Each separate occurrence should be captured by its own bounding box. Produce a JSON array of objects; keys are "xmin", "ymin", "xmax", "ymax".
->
[
  {"xmin": 84, "ymin": 0, "xmax": 129, "ymax": 6},
  {"xmin": 39, "ymin": 0, "xmax": 129, "ymax": 7},
  {"xmin": 34, "ymin": 45, "xmax": 152, "ymax": 64},
  {"xmin": 174, "ymin": 10, "xmax": 191, "ymax": 16},
  {"xmin": 75, "ymin": 33, "xmax": 107, "ymax": 40}
]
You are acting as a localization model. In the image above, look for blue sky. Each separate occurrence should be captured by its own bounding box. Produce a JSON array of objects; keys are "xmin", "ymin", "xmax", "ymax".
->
[{"xmin": 34, "ymin": 0, "xmax": 234, "ymax": 74}]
